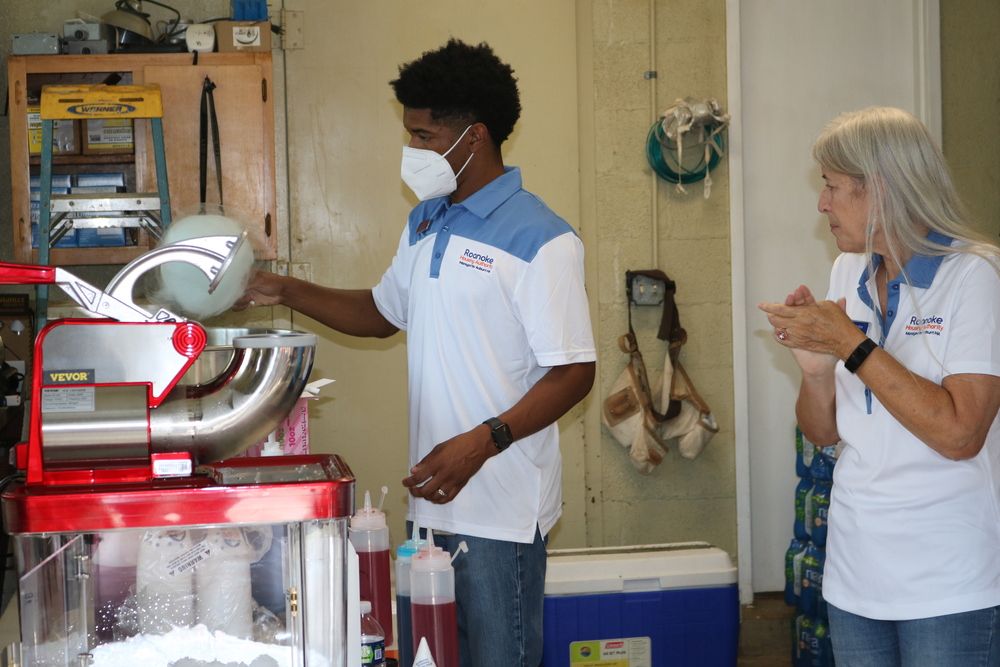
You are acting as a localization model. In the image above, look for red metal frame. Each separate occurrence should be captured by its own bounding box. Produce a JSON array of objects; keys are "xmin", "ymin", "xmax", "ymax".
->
[
  {"xmin": 3, "ymin": 455, "xmax": 356, "ymax": 533},
  {"xmin": 20, "ymin": 317, "xmax": 206, "ymax": 486}
]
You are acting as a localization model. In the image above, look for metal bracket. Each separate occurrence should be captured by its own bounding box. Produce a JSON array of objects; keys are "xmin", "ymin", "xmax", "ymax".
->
[{"xmin": 281, "ymin": 10, "xmax": 304, "ymax": 50}]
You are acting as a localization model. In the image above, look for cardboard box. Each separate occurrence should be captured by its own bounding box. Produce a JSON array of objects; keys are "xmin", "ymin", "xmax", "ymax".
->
[
  {"xmin": 76, "ymin": 173, "xmax": 126, "ymax": 187},
  {"xmin": 31, "ymin": 224, "xmax": 77, "ymax": 248},
  {"xmin": 215, "ymin": 21, "xmax": 271, "ymax": 52},
  {"xmin": 239, "ymin": 379, "xmax": 333, "ymax": 457},
  {"xmin": 27, "ymin": 107, "xmax": 80, "ymax": 155},
  {"xmin": 543, "ymin": 543, "xmax": 739, "ymax": 667},
  {"xmin": 30, "ymin": 175, "xmax": 72, "ymax": 189},
  {"xmin": 82, "ymin": 118, "xmax": 134, "ymax": 155},
  {"xmin": 77, "ymin": 228, "xmax": 127, "ymax": 248}
]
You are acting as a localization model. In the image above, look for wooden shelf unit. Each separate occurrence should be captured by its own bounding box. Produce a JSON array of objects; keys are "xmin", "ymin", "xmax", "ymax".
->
[{"xmin": 8, "ymin": 52, "xmax": 277, "ymax": 266}]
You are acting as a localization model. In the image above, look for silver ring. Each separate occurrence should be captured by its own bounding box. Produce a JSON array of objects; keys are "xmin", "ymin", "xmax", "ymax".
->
[
  {"xmin": 437, "ymin": 488, "xmax": 447, "ymax": 497},
  {"xmin": 777, "ymin": 330, "xmax": 787, "ymax": 341},
  {"xmin": 249, "ymin": 300, "xmax": 256, "ymax": 307}
]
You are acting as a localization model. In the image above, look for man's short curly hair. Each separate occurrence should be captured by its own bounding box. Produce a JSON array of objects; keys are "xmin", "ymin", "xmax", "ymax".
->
[{"xmin": 390, "ymin": 39, "xmax": 521, "ymax": 148}]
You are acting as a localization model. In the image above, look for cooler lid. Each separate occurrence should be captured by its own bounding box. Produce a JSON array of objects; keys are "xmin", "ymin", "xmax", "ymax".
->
[
  {"xmin": 3, "ymin": 454, "xmax": 355, "ymax": 534},
  {"xmin": 544, "ymin": 542, "xmax": 737, "ymax": 596}
]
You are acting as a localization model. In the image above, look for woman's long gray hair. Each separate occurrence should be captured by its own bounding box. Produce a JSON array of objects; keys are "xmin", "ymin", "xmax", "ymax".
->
[{"xmin": 812, "ymin": 106, "xmax": 999, "ymax": 269}]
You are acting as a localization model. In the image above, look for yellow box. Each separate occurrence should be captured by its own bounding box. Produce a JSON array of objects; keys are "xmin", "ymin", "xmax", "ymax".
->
[
  {"xmin": 27, "ymin": 107, "xmax": 80, "ymax": 155},
  {"xmin": 82, "ymin": 118, "xmax": 134, "ymax": 155}
]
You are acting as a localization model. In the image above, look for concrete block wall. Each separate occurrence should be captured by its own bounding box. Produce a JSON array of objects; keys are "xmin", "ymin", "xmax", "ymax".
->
[{"xmin": 588, "ymin": 0, "xmax": 737, "ymax": 556}]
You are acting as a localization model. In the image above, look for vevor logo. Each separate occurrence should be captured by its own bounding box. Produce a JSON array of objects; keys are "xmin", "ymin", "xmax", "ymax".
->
[
  {"xmin": 458, "ymin": 248, "xmax": 495, "ymax": 273},
  {"xmin": 66, "ymin": 103, "xmax": 137, "ymax": 116},
  {"xmin": 45, "ymin": 369, "xmax": 95, "ymax": 385},
  {"xmin": 904, "ymin": 315, "xmax": 944, "ymax": 336}
]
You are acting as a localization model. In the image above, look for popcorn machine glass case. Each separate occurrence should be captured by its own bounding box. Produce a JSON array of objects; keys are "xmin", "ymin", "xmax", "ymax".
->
[{"xmin": 4, "ymin": 455, "xmax": 355, "ymax": 667}]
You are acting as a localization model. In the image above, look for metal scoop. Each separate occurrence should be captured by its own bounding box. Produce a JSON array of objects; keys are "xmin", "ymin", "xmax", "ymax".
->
[{"xmin": 0, "ymin": 232, "xmax": 247, "ymax": 324}]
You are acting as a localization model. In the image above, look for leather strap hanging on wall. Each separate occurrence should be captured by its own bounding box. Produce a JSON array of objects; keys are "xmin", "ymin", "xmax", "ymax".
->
[
  {"xmin": 625, "ymin": 269, "xmax": 687, "ymax": 421},
  {"xmin": 603, "ymin": 269, "xmax": 718, "ymax": 473},
  {"xmin": 199, "ymin": 76, "xmax": 223, "ymax": 205}
]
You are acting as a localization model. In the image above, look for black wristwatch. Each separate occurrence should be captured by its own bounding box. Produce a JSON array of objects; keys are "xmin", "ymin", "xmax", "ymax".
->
[
  {"xmin": 483, "ymin": 417, "xmax": 514, "ymax": 452},
  {"xmin": 844, "ymin": 338, "xmax": 878, "ymax": 374}
]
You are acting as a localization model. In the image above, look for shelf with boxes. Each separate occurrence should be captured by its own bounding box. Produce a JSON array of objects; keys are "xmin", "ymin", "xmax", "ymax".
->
[{"xmin": 8, "ymin": 52, "xmax": 278, "ymax": 267}]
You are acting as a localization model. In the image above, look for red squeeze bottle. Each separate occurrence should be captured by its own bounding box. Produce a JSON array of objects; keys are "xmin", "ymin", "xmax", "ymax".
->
[
  {"xmin": 410, "ymin": 529, "xmax": 461, "ymax": 667},
  {"xmin": 350, "ymin": 488, "xmax": 393, "ymax": 647}
]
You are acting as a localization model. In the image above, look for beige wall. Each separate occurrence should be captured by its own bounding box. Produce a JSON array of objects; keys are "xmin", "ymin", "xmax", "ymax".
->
[{"xmin": 582, "ymin": 0, "xmax": 736, "ymax": 554}]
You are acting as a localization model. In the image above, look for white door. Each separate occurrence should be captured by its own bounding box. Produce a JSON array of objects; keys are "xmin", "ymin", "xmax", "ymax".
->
[{"xmin": 735, "ymin": 0, "xmax": 940, "ymax": 592}]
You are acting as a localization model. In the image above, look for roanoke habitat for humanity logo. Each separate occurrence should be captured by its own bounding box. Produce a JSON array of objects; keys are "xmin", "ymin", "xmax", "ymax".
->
[
  {"xmin": 904, "ymin": 314, "xmax": 944, "ymax": 336},
  {"xmin": 458, "ymin": 247, "xmax": 495, "ymax": 273}
]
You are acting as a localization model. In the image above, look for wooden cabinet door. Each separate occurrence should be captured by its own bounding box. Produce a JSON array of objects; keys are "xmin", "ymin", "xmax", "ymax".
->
[{"xmin": 138, "ymin": 57, "xmax": 277, "ymax": 259}]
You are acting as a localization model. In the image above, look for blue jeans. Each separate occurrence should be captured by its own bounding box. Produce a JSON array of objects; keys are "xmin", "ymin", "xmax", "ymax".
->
[
  {"xmin": 408, "ymin": 522, "xmax": 548, "ymax": 667},
  {"xmin": 828, "ymin": 603, "xmax": 1000, "ymax": 667}
]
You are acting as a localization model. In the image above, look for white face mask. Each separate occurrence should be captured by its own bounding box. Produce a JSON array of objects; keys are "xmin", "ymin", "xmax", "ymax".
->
[{"xmin": 400, "ymin": 125, "xmax": 474, "ymax": 201}]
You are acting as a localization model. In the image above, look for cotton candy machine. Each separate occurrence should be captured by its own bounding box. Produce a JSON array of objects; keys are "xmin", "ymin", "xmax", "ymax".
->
[{"xmin": 0, "ymin": 236, "xmax": 355, "ymax": 667}]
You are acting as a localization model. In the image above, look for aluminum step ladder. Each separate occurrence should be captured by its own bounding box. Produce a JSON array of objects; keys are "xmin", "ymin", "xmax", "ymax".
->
[{"xmin": 36, "ymin": 83, "xmax": 172, "ymax": 330}]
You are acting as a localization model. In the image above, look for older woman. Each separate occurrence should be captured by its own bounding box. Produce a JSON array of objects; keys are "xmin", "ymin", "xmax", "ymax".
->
[{"xmin": 759, "ymin": 107, "xmax": 1000, "ymax": 666}]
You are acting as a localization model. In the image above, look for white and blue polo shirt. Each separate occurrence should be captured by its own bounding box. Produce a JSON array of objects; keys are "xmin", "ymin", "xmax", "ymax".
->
[
  {"xmin": 373, "ymin": 166, "xmax": 596, "ymax": 543},
  {"xmin": 823, "ymin": 234, "xmax": 1000, "ymax": 619}
]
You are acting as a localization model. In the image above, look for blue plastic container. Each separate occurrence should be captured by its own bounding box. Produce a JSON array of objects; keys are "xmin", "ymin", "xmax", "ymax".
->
[{"xmin": 542, "ymin": 543, "xmax": 739, "ymax": 667}]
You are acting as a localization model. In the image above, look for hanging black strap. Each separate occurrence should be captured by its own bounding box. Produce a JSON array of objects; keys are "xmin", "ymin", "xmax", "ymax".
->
[
  {"xmin": 623, "ymin": 269, "xmax": 687, "ymax": 421},
  {"xmin": 625, "ymin": 269, "xmax": 686, "ymax": 345},
  {"xmin": 199, "ymin": 76, "xmax": 223, "ymax": 205}
]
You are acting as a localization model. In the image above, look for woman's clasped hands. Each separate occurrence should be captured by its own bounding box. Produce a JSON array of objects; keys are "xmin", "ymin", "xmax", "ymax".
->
[{"xmin": 758, "ymin": 285, "xmax": 865, "ymax": 374}]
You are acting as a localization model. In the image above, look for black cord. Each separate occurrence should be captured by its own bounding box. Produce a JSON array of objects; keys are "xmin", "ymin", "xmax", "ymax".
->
[{"xmin": 0, "ymin": 473, "xmax": 25, "ymax": 497}]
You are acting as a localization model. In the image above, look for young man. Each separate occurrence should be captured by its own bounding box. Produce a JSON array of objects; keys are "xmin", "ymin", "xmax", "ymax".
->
[{"xmin": 236, "ymin": 39, "xmax": 595, "ymax": 666}]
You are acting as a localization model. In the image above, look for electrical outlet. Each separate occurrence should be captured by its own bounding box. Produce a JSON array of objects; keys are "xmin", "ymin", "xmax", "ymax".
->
[{"xmin": 628, "ymin": 273, "xmax": 666, "ymax": 306}]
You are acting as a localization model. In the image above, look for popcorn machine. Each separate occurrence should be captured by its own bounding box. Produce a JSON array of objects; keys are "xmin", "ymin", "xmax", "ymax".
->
[{"xmin": 0, "ymin": 235, "xmax": 355, "ymax": 667}]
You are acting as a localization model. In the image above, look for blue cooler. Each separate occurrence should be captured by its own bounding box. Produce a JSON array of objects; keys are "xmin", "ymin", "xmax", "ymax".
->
[{"xmin": 543, "ymin": 542, "xmax": 739, "ymax": 667}]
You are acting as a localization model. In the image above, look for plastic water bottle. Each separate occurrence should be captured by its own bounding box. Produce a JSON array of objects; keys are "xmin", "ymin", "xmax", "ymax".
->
[
  {"xmin": 799, "ymin": 545, "xmax": 826, "ymax": 618},
  {"xmin": 795, "ymin": 426, "xmax": 815, "ymax": 478},
  {"xmin": 784, "ymin": 538, "xmax": 809, "ymax": 606},
  {"xmin": 793, "ymin": 614, "xmax": 814, "ymax": 667},
  {"xmin": 793, "ymin": 475, "xmax": 814, "ymax": 541},
  {"xmin": 361, "ymin": 600, "xmax": 386, "ymax": 666},
  {"xmin": 351, "ymin": 488, "xmax": 393, "ymax": 646},
  {"xmin": 810, "ymin": 481, "xmax": 832, "ymax": 548},
  {"xmin": 813, "ymin": 617, "xmax": 834, "ymax": 667},
  {"xmin": 396, "ymin": 524, "xmax": 426, "ymax": 667},
  {"xmin": 410, "ymin": 529, "xmax": 460, "ymax": 667},
  {"xmin": 809, "ymin": 449, "xmax": 836, "ymax": 482}
]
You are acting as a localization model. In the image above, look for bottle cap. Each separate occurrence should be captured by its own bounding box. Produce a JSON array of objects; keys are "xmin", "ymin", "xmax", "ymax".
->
[
  {"xmin": 361, "ymin": 600, "xmax": 372, "ymax": 614},
  {"xmin": 397, "ymin": 541, "xmax": 423, "ymax": 559},
  {"xmin": 411, "ymin": 528, "xmax": 451, "ymax": 572},
  {"xmin": 260, "ymin": 430, "xmax": 282, "ymax": 457},
  {"xmin": 397, "ymin": 522, "xmax": 427, "ymax": 559},
  {"xmin": 351, "ymin": 490, "xmax": 386, "ymax": 530}
]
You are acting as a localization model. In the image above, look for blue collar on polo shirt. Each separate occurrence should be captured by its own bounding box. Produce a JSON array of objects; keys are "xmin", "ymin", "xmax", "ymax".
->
[
  {"xmin": 856, "ymin": 230, "xmax": 954, "ymax": 342},
  {"xmin": 417, "ymin": 166, "xmax": 523, "ymax": 279},
  {"xmin": 456, "ymin": 165, "xmax": 522, "ymax": 220}
]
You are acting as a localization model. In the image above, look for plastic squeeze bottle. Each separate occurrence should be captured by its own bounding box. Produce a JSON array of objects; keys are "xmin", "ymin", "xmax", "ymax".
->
[
  {"xmin": 350, "ymin": 488, "xmax": 393, "ymax": 646},
  {"xmin": 410, "ymin": 529, "xmax": 460, "ymax": 667},
  {"xmin": 360, "ymin": 600, "xmax": 386, "ymax": 666},
  {"xmin": 395, "ymin": 524, "xmax": 427, "ymax": 667}
]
